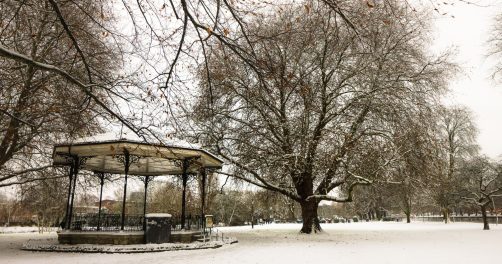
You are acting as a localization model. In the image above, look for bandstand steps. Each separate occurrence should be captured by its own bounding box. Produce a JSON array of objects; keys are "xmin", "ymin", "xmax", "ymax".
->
[
  {"xmin": 170, "ymin": 230, "xmax": 206, "ymax": 243},
  {"xmin": 194, "ymin": 234, "xmax": 210, "ymax": 242}
]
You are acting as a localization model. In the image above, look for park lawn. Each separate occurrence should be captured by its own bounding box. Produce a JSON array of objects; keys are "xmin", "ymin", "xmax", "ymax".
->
[{"xmin": 1, "ymin": 222, "xmax": 500, "ymax": 264}]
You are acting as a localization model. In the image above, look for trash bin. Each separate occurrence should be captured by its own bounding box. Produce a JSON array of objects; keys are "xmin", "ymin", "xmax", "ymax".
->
[{"xmin": 145, "ymin": 213, "xmax": 171, "ymax": 244}]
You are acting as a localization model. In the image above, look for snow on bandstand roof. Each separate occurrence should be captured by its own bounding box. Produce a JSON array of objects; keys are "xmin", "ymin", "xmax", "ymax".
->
[{"xmin": 52, "ymin": 132, "xmax": 223, "ymax": 176}]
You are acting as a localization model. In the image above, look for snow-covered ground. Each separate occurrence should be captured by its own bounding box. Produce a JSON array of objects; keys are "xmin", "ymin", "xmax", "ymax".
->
[
  {"xmin": 1, "ymin": 222, "xmax": 501, "ymax": 264},
  {"xmin": 0, "ymin": 226, "xmax": 41, "ymax": 234}
]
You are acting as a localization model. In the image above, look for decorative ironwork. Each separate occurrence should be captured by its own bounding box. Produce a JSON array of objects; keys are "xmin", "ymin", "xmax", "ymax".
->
[
  {"xmin": 113, "ymin": 153, "xmax": 142, "ymax": 167},
  {"xmin": 69, "ymin": 213, "xmax": 144, "ymax": 232},
  {"xmin": 68, "ymin": 213, "xmax": 205, "ymax": 232},
  {"xmin": 141, "ymin": 175, "xmax": 154, "ymax": 184},
  {"xmin": 58, "ymin": 154, "xmax": 75, "ymax": 166},
  {"xmin": 56, "ymin": 141, "xmax": 221, "ymax": 235},
  {"xmin": 92, "ymin": 172, "xmax": 113, "ymax": 182},
  {"xmin": 77, "ymin": 156, "xmax": 94, "ymax": 169},
  {"xmin": 113, "ymin": 154, "xmax": 126, "ymax": 165},
  {"xmin": 170, "ymin": 214, "xmax": 203, "ymax": 231},
  {"xmin": 168, "ymin": 156, "xmax": 201, "ymax": 171},
  {"xmin": 129, "ymin": 154, "xmax": 141, "ymax": 164},
  {"xmin": 170, "ymin": 159, "xmax": 183, "ymax": 169},
  {"xmin": 113, "ymin": 150, "xmax": 144, "ymax": 231},
  {"xmin": 54, "ymin": 154, "xmax": 94, "ymax": 168}
]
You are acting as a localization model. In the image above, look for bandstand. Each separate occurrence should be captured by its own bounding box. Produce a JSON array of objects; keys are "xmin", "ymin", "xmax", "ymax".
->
[{"xmin": 52, "ymin": 134, "xmax": 223, "ymax": 244}]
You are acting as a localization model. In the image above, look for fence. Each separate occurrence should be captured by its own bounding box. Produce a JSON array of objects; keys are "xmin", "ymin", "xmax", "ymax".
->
[
  {"xmin": 415, "ymin": 215, "xmax": 501, "ymax": 224},
  {"xmin": 68, "ymin": 213, "xmax": 205, "ymax": 232},
  {"xmin": 170, "ymin": 214, "xmax": 204, "ymax": 231},
  {"xmin": 69, "ymin": 213, "xmax": 144, "ymax": 231}
]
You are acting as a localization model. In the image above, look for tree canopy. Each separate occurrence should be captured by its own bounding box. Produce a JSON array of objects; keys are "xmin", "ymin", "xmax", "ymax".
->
[{"xmin": 194, "ymin": 1, "xmax": 454, "ymax": 233}]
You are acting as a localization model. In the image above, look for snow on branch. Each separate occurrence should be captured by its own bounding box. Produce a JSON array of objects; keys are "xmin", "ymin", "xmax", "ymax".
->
[
  {"xmin": 0, "ymin": 165, "xmax": 54, "ymax": 187},
  {"xmin": 0, "ymin": 44, "xmax": 142, "ymax": 141}
]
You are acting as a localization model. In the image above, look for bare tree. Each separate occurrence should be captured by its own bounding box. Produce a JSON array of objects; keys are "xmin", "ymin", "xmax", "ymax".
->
[
  {"xmin": 0, "ymin": 0, "xmax": 474, "ymax": 189},
  {"xmin": 0, "ymin": 0, "xmax": 311, "ymax": 186},
  {"xmin": 429, "ymin": 106, "xmax": 478, "ymax": 223},
  {"xmin": 346, "ymin": 183, "xmax": 394, "ymax": 221},
  {"xmin": 386, "ymin": 112, "xmax": 441, "ymax": 223},
  {"xmin": 0, "ymin": 192, "xmax": 18, "ymax": 226},
  {"xmin": 0, "ymin": 0, "xmax": 118, "ymax": 186},
  {"xmin": 193, "ymin": 1, "xmax": 453, "ymax": 233},
  {"xmin": 490, "ymin": 12, "xmax": 502, "ymax": 80},
  {"xmin": 458, "ymin": 156, "xmax": 502, "ymax": 230},
  {"xmin": 19, "ymin": 174, "xmax": 68, "ymax": 232}
]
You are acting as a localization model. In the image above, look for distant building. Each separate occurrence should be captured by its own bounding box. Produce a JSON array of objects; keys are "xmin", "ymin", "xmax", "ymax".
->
[{"xmin": 93, "ymin": 200, "xmax": 118, "ymax": 213}]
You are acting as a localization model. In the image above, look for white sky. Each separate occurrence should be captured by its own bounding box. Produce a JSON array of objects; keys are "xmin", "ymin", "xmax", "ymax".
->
[{"xmin": 432, "ymin": 0, "xmax": 502, "ymax": 159}]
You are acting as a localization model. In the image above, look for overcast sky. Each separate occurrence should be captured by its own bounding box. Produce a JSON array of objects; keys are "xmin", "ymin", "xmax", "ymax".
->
[{"xmin": 432, "ymin": 0, "xmax": 502, "ymax": 159}]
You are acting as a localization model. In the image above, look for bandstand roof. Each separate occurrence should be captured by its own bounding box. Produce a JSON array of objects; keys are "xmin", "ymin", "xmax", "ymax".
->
[{"xmin": 52, "ymin": 133, "xmax": 223, "ymax": 176}]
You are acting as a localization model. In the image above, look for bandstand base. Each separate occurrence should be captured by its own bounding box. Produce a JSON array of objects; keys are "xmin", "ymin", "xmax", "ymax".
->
[
  {"xmin": 57, "ymin": 230, "xmax": 205, "ymax": 245},
  {"xmin": 58, "ymin": 231, "xmax": 145, "ymax": 245}
]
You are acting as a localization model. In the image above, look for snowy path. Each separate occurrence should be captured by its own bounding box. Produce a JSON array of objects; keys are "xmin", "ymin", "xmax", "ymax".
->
[{"xmin": 1, "ymin": 222, "xmax": 501, "ymax": 264}]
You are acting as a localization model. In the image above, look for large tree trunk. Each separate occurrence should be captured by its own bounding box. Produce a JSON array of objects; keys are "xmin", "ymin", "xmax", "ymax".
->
[
  {"xmin": 287, "ymin": 200, "xmax": 296, "ymax": 222},
  {"xmin": 442, "ymin": 208, "xmax": 450, "ymax": 224},
  {"xmin": 481, "ymin": 205, "xmax": 490, "ymax": 230},
  {"xmin": 403, "ymin": 201, "xmax": 411, "ymax": 223},
  {"xmin": 376, "ymin": 207, "xmax": 383, "ymax": 220},
  {"xmin": 300, "ymin": 200, "xmax": 321, "ymax": 233},
  {"xmin": 404, "ymin": 195, "xmax": 412, "ymax": 223}
]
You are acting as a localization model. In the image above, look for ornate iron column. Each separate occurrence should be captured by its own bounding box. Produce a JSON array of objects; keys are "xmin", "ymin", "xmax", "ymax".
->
[
  {"xmin": 114, "ymin": 149, "xmax": 140, "ymax": 231},
  {"xmin": 181, "ymin": 159, "xmax": 189, "ymax": 230},
  {"xmin": 200, "ymin": 168, "xmax": 207, "ymax": 232},
  {"xmin": 64, "ymin": 164, "xmax": 74, "ymax": 229},
  {"xmin": 142, "ymin": 175, "xmax": 151, "ymax": 231},
  {"xmin": 120, "ymin": 149, "xmax": 131, "ymax": 231},
  {"xmin": 67, "ymin": 156, "xmax": 80, "ymax": 229},
  {"xmin": 97, "ymin": 172, "xmax": 105, "ymax": 231}
]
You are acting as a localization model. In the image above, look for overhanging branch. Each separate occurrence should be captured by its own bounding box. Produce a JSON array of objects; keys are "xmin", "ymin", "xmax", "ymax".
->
[
  {"xmin": 0, "ymin": 165, "xmax": 53, "ymax": 185},
  {"xmin": 0, "ymin": 45, "xmax": 139, "ymax": 138}
]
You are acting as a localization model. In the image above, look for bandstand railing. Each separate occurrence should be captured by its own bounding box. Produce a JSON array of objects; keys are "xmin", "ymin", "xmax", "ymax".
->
[
  {"xmin": 69, "ymin": 213, "xmax": 144, "ymax": 232},
  {"xmin": 170, "ymin": 214, "xmax": 204, "ymax": 231},
  {"xmin": 67, "ymin": 213, "xmax": 204, "ymax": 232}
]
